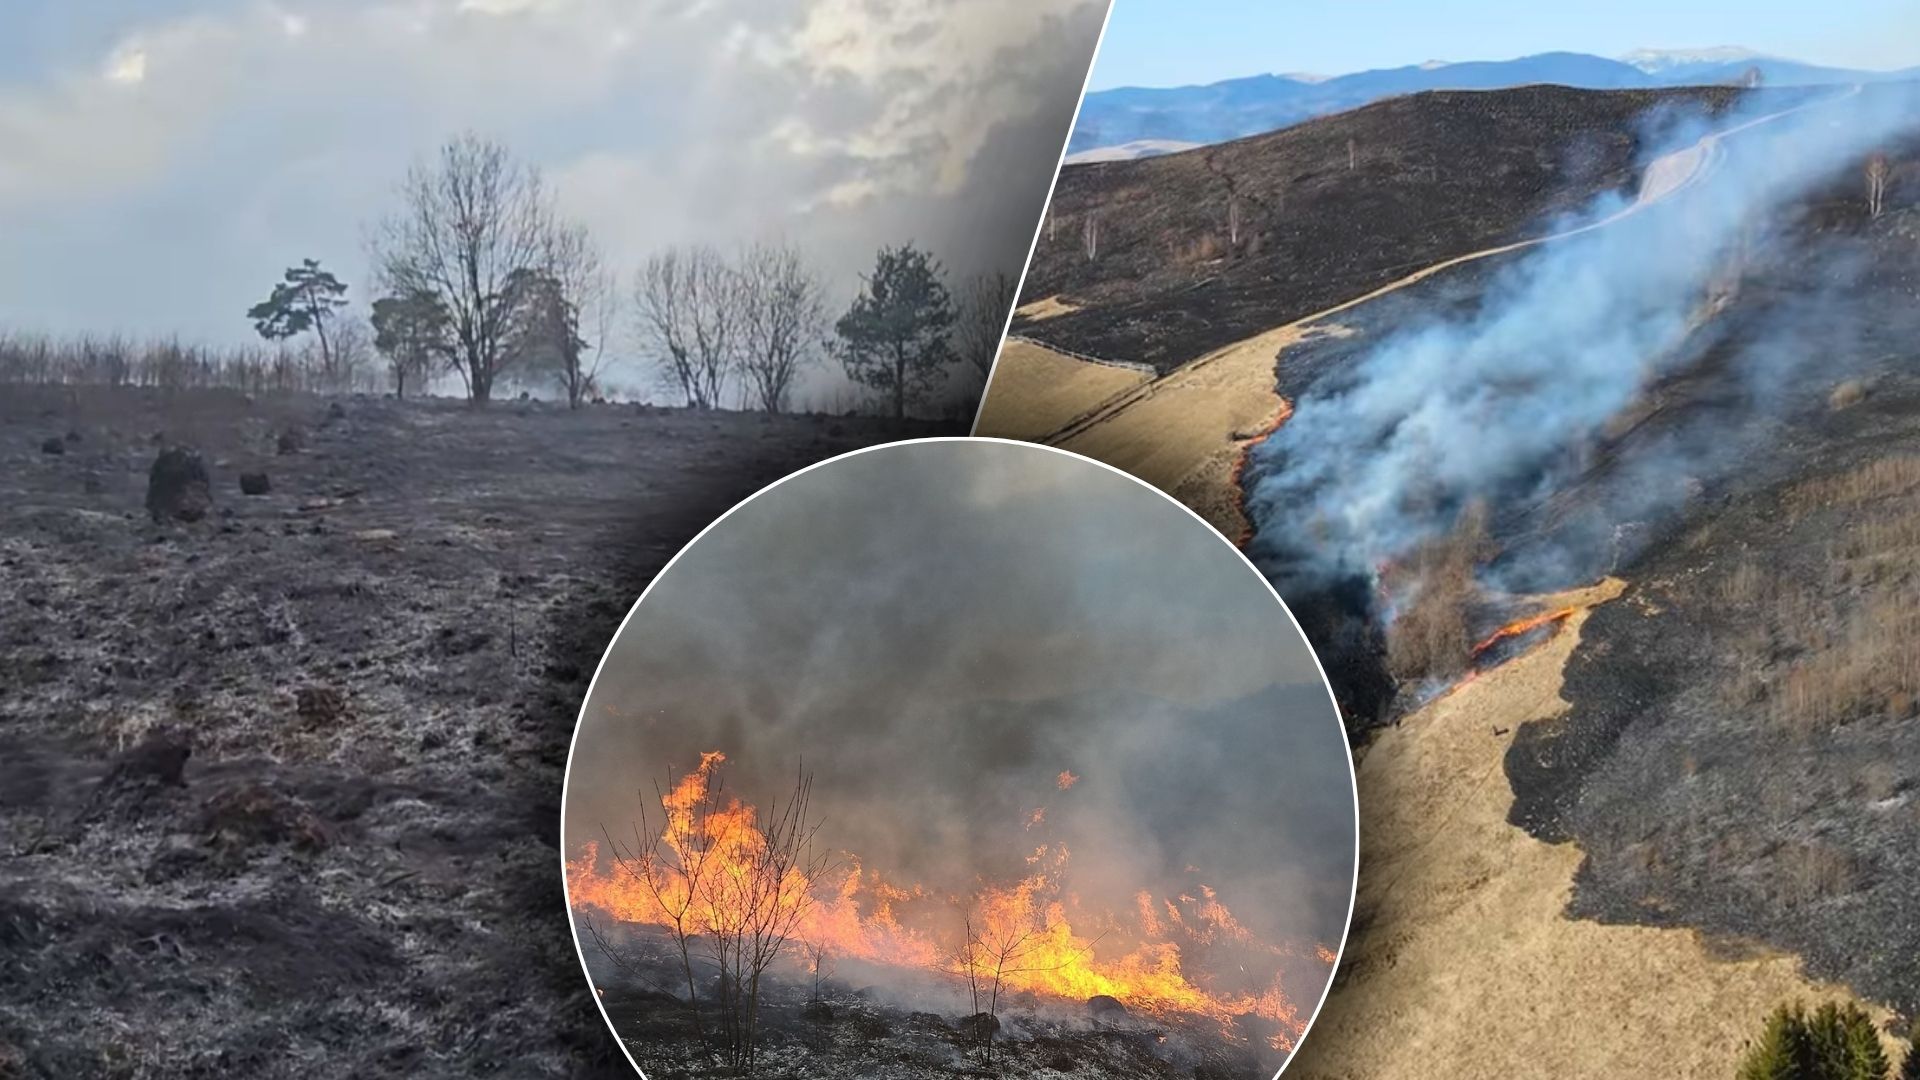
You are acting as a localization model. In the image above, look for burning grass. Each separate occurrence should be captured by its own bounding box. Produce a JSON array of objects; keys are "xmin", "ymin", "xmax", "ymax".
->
[{"xmin": 568, "ymin": 753, "xmax": 1326, "ymax": 1075}]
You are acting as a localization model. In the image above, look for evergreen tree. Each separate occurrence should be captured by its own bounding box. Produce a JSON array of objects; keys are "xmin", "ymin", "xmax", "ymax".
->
[
  {"xmin": 248, "ymin": 258, "xmax": 349, "ymax": 365},
  {"xmin": 1741, "ymin": 1003, "xmax": 1815, "ymax": 1080},
  {"xmin": 1740, "ymin": 1001, "xmax": 1891, "ymax": 1080},
  {"xmin": 832, "ymin": 242, "xmax": 954, "ymax": 420},
  {"xmin": 370, "ymin": 290, "xmax": 452, "ymax": 399}
]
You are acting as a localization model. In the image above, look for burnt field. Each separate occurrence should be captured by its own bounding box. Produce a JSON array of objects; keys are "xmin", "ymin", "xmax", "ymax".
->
[
  {"xmin": 0, "ymin": 385, "xmax": 950, "ymax": 1078},
  {"xmin": 1017, "ymin": 85, "xmax": 1788, "ymax": 372},
  {"xmin": 1245, "ymin": 100, "xmax": 1920, "ymax": 1019}
]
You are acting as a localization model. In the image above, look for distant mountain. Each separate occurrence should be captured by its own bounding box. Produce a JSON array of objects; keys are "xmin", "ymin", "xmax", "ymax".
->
[
  {"xmin": 1062, "ymin": 139, "xmax": 1202, "ymax": 164},
  {"xmin": 1068, "ymin": 49, "xmax": 1912, "ymax": 156}
]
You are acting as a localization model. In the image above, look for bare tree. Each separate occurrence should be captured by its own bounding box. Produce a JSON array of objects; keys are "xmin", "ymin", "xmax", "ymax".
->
[
  {"xmin": 635, "ymin": 245, "xmax": 739, "ymax": 409},
  {"xmin": 802, "ymin": 940, "xmax": 836, "ymax": 1004},
  {"xmin": 1866, "ymin": 152, "xmax": 1891, "ymax": 219},
  {"xmin": 736, "ymin": 241, "xmax": 825, "ymax": 413},
  {"xmin": 599, "ymin": 768, "xmax": 723, "ymax": 1054},
  {"xmin": 691, "ymin": 763, "xmax": 827, "ymax": 1073},
  {"xmin": 956, "ymin": 270, "xmax": 1019, "ymax": 384},
  {"xmin": 946, "ymin": 893, "xmax": 1090, "ymax": 1067},
  {"xmin": 372, "ymin": 134, "xmax": 559, "ymax": 404}
]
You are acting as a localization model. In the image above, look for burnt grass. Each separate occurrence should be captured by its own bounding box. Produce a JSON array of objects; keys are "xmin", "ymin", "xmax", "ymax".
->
[
  {"xmin": 0, "ymin": 385, "xmax": 952, "ymax": 1078},
  {"xmin": 587, "ymin": 948, "xmax": 1279, "ymax": 1080},
  {"xmin": 1017, "ymin": 85, "xmax": 1784, "ymax": 372}
]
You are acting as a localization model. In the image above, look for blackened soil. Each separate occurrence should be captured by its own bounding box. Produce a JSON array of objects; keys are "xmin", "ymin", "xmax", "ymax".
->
[
  {"xmin": 1503, "ymin": 179, "xmax": 1920, "ymax": 1008},
  {"xmin": 1020, "ymin": 85, "xmax": 1776, "ymax": 372},
  {"xmin": 0, "ymin": 385, "xmax": 951, "ymax": 1078}
]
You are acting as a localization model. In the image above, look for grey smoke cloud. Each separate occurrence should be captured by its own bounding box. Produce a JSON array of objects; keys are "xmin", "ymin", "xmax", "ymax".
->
[
  {"xmin": 1246, "ymin": 83, "xmax": 1920, "ymax": 594},
  {"xmin": 564, "ymin": 440, "xmax": 1356, "ymax": 954}
]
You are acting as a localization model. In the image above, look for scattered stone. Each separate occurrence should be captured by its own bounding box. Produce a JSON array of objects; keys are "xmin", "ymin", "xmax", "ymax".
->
[
  {"xmin": 39, "ymin": 437, "xmax": 65, "ymax": 455},
  {"xmin": 276, "ymin": 427, "xmax": 306, "ymax": 455},
  {"xmin": 960, "ymin": 1013, "xmax": 1000, "ymax": 1040},
  {"xmin": 105, "ymin": 729, "xmax": 193, "ymax": 788},
  {"xmin": 239, "ymin": 472, "xmax": 272, "ymax": 496},
  {"xmin": 1087, "ymin": 994, "xmax": 1127, "ymax": 1020},
  {"xmin": 200, "ymin": 782, "xmax": 336, "ymax": 853},
  {"xmin": 63, "ymin": 429, "xmax": 81, "ymax": 444},
  {"xmin": 145, "ymin": 448, "xmax": 213, "ymax": 523},
  {"xmin": 352, "ymin": 528, "xmax": 398, "ymax": 543},
  {"xmin": 295, "ymin": 686, "xmax": 347, "ymax": 727},
  {"xmin": 83, "ymin": 473, "xmax": 104, "ymax": 495},
  {"xmin": 325, "ymin": 402, "xmax": 348, "ymax": 423}
]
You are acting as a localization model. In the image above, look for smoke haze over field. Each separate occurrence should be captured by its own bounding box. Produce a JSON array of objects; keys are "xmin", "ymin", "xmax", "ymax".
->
[
  {"xmin": 565, "ymin": 441, "xmax": 1356, "ymax": 954},
  {"xmin": 0, "ymin": 0, "xmax": 1103, "ymax": 402},
  {"xmin": 1246, "ymin": 83, "xmax": 1920, "ymax": 599}
]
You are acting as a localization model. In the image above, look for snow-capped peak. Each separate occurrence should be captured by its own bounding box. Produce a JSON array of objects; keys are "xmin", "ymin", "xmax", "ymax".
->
[{"xmin": 1618, "ymin": 46, "xmax": 1763, "ymax": 74}]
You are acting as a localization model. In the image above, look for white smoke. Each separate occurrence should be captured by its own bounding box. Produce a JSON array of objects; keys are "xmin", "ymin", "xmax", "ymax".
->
[{"xmin": 1246, "ymin": 83, "xmax": 1920, "ymax": 593}]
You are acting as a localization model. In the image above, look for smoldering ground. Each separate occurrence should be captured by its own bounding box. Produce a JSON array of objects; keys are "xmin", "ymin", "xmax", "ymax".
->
[
  {"xmin": 1245, "ymin": 82, "xmax": 1920, "ymax": 605},
  {"xmin": 564, "ymin": 441, "xmax": 1355, "ymax": 969}
]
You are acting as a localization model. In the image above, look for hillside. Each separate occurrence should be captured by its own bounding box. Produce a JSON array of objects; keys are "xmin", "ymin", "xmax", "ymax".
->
[
  {"xmin": 983, "ymin": 76, "xmax": 1920, "ymax": 1077},
  {"xmin": 1019, "ymin": 84, "xmax": 1767, "ymax": 374}
]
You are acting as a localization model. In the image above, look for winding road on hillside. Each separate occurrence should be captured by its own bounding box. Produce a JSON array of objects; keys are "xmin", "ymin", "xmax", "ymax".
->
[{"xmin": 981, "ymin": 86, "xmax": 1861, "ymax": 543}]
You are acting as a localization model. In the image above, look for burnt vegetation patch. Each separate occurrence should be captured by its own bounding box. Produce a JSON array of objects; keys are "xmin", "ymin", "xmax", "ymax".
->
[
  {"xmin": 1017, "ymin": 85, "xmax": 1770, "ymax": 372},
  {"xmin": 0, "ymin": 383, "xmax": 951, "ymax": 1078}
]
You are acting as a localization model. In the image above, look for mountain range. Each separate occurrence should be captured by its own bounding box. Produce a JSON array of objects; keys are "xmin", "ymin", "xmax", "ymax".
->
[{"xmin": 1065, "ymin": 48, "xmax": 1918, "ymax": 158}]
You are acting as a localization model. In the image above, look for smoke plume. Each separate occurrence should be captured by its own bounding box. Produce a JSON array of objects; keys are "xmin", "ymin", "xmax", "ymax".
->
[{"xmin": 1246, "ymin": 83, "xmax": 1920, "ymax": 602}]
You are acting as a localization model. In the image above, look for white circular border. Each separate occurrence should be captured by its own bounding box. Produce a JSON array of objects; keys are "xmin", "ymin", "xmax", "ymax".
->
[{"xmin": 558, "ymin": 435, "xmax": 1361, "ymax": 1080}]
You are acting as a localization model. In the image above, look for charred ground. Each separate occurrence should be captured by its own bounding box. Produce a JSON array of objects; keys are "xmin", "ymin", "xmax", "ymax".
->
[
  {"xmin": 0, "ymin": 386, "xmax": 950, "ymax": 1078},
  {"xmin": 1016, "ymin": 85, "xmax": 1785, "ymax": 373}
]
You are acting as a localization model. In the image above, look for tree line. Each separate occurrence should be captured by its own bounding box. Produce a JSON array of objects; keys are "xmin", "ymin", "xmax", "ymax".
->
[{"xmin": 1, "ymin": 133, "xmax": 1017, "ymax": 417}]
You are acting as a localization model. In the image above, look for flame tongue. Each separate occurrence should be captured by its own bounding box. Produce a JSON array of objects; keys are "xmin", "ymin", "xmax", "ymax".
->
[
  {"xmin": 567, "ymin": 753, "xmax": 1328, "ymax": 1050},
  {"xmin": 1470, "ymin": 605, "xmax": 1576, "ymax": 660}
]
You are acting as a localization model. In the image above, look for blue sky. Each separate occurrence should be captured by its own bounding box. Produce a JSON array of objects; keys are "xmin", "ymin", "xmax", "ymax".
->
[{"xmin": 1088, "ymin": 0, "xmax": 1920, "ymax": 89}]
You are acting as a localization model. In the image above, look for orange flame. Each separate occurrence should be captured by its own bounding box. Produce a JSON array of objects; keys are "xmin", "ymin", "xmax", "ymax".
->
[
  {"xmin": 1057, "ymin": 770, "xmax": 1080, "ymax": 790},
  {"xmin": 1229, "ymin": 396, "xmax": 1296, "ymax": 549},
  {"xmin": 566, "ymin": 753, "xmax": 1328, "ymax": 1049},
  {"xmin": 1470, "ymin": 606, "xmax": 1576, "ymax": 659}
]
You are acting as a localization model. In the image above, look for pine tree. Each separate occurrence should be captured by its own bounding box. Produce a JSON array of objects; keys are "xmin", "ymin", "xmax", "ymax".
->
[
  {"xmin": 1740, "ymin": 1003, "xmax": 1814, "ymax": 1080},
  {"xmin": 831, "ymin": 243, "xmax": 954, "ymax": 420}
]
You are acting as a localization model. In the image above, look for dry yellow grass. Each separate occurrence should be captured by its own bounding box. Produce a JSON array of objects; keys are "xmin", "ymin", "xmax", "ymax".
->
[
  {"xmin": 1046, "ymin": 323, "xmax": 1345, "ymax": 542},
  {"xmin": 1012, "ymin": 295, "xmax": 1080, "ymax": 321},
  {"xmin": 1288, "ymin": 578, "xmax": 1892, "ymax": 1080},
  {"xmin": 972, "ymin": 339, "xmax": 1149, "ymax": 443}
]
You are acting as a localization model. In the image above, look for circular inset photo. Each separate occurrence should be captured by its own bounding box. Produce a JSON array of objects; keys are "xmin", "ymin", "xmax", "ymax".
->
[{"xmin": 562, "ymin": 438, "xmax": 1356, "ymax": 1080}]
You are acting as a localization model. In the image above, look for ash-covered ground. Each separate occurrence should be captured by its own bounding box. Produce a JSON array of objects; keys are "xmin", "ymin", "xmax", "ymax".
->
[
  {"xmin": 581, "ymin": 928, "xmax": 1283, "ymax": 1080},
  {"xmin": 0, "ymin": 385, "xmax": 950, "ymax": 1078}
]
